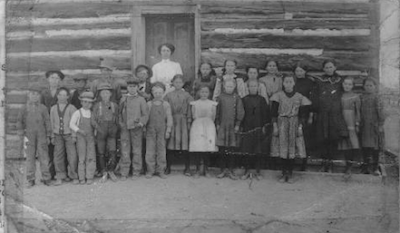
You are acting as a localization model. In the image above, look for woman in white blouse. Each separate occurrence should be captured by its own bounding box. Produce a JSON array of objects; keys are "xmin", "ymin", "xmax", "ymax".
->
[{"xmin": 151, "ymin": 43, "xmax": 183, "ymax": 95}]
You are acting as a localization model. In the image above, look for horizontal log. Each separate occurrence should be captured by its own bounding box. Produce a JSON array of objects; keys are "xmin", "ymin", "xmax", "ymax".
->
[
  {"xmin": 202, "ymin": 13, "xmax": 368, "ymax": 21},
  {"xmin": 7, "ymin": 1, "xmax": 372, "ymax": 18},
  {"xmin": 201, "ymin": 50, "xmax": 372, "ymax": 71},
  {"xmin": 6, "ymin": 75, "xmax": 46, "ymax": 90},
  {"xmin": 7, "ymin": 28, "xmax": 131, "ymax": 40},
  {"xmin": 5, "ymin": 105, "xmax": 22, "ymax": 128},
  {"xmin": 199, "ymin": 2, "xmax": 370, "ymax": 15},
  {"xmin": 6, "ymin": 20, "xmax": 131, "ymax": 33},
  {"xmin": 7, "ymin": 2, "xmax": 132, "ymax": 18},
  {"xmin": 201, "ymin": 13, "xmax": 285, "ymax": 20},
  {"xmin": 292, "ymin": 13, "xmax": 369, "ymax": 19},
  {"xmin": 201, "ymin": 18, "xmax": 371, "ymax": 31},
  {"xmin": 7, "ymin": 0, "xmax": 372, "ymax": 4},
  {"xmin": 6, "ymin": 77, "xmax": 77, "ymax": 91},
  {"xmin": 201, "ymin": 32, "xmax": 371, "ymax": 51},
  {"xmin": 7, "ymin": 36, "xmax": 131, "ymax": 53},
  {"xmin": 6, "ymin": 71, "xmax": 131, "ymax": 90},
  {"xmin": 7, "ymin": 50, "xmax": 131, "ymax": 72},
  {"xmin": 5, "ymin": 135, "xmax": 23, "ymax": 159},
  {"xmin": 6, "ymin": 93, "xmax": 28, "ymax": 105},
  {"xmin": 208, "ymin": 48, "xmax": 323, "ymax": 56},
  {"xmin": 7, "ymin": 13, "xmax": 130, "ymax": 27}
]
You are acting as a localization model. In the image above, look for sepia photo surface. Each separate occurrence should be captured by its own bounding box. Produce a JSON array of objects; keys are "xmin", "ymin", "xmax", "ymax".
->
[{"xmin": 1, "ymin": 0, "xmax": 399, "ymax": 232}]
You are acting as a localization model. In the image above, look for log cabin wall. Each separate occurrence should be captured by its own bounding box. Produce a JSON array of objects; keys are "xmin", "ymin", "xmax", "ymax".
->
[{"xmin": 5, "ymin": 0, "xmax": 379, "ymax": 158}]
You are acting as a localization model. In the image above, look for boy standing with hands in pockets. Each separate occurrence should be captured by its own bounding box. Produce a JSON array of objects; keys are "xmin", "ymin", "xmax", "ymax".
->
[
  {"xmin": 145, "ymin": 82, "xmax": 173, "ymax": 179},
  {"xmin": 69, "ymin": 91, "xmax": 96, "ymax": 184},
  {"xmin": 17, "ymin": 84, "xmax": 52, "ymax": 187},
  {"xmin": 119, "ymin": 77, "xmax": 149, "ymax": 180}
]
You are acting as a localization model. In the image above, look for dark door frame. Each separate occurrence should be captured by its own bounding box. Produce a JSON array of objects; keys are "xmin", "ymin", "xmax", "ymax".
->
[{"xmin": 131, "ymin": 3, "xmax": 200, "ymax": 81}]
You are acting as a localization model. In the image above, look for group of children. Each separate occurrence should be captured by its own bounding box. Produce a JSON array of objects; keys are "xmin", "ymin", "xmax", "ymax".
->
[{"xmin": 17, "ymin": 58, "xmax": 385, "ymax": 187}]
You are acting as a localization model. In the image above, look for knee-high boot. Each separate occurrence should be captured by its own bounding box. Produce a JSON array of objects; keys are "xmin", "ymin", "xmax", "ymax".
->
[
  {"xmin": 184, "ymin": 151, "xmax": 191, "ymax": 175},
  {"xmin": 287, "ymin": 159, "xmax": 295, "ymax": 183},
  {"xmin": 361, "ymin": 148, "xmax": 371, "ymax": 174},
  {"xmin": 165, "ymin": 150, "xmax": 173, "ymax": 174},
  {"xmin": 202, "ymin": 153, "xmax": 210, "ymax": 176},
  {"xmin": 279, "ymin": 158, "xmax": 287, "ymax": 182},
  {"xmin": 344, "ymin": 150, "xmax": 353, "ymax": 175},
  {"xmin": 98, "ymin": 154, "xmax": 108, "ymax": 182},
  {"xmin": 108, "ymin": 151, "xmax": 118, "ymax": 182},
  {"xmin": 372, "ymin": 149, "xmax": 380, "ymax": 175}
]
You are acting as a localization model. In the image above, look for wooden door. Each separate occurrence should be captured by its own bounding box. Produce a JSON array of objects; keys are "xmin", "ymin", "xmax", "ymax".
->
[{"xmin": 145, "ymin": 14, "xmax": 195, "ymax": 90}]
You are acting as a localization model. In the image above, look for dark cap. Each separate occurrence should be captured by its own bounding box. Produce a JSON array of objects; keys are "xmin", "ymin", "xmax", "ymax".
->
[
  {"xmin": 127, "ymin": 77, "xmax": 140, "ymax": 85},
  {"xmin": 135, "ymin": 64, "xmax": 153, "ymax": 78},
  {"xmin": 45, "ymin": 70, "xmax": 65, "ymax": 81},
  {"xmin": 73, "ymin": 74, "xmax": 89, "ymax": 81}
]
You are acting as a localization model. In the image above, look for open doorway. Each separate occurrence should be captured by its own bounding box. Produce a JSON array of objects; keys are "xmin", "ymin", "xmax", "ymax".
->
[
  {"xmin": 145, "ymin": 14, "xmax": 195, "ymax": 89},
  {"xmin": 131, "ymin": 5, "xmax": 200, "ymax": 90}
]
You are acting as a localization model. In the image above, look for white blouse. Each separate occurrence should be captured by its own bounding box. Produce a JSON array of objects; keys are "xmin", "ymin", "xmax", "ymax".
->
[{"xmin": 151, "ymin": 59, "xmax": 183, "ymax": 86}]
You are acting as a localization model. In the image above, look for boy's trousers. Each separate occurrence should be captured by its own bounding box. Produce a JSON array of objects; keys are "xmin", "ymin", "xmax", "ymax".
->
[
  {"xmin": 26, "ymin": 130, "xmax": 51, "ymax": 181},
  {"xmin": 54, "ymin": 134, "xmax": 78, "ymax": 180},
  {"xmin": 96, "ymin": 121, "xmax": 117, "ymax": 154},
  {"xmin": 145, "ymin": 126, "xmax": 166, "ymax": 174},
  {"xmin": 77, "ymin": 134, "xmax": 96, "ymax": 180},
  {"xmin": 120, "ymin": 127, "xmax": 143, "ymax": 176}
]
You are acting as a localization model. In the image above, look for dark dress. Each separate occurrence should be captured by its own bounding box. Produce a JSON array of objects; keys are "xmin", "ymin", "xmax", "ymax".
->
[
  {"xmin": 241, "ymin": 94, "xmax": 270, "ymax": 154},
  {"xmin": 163, "ymin": 89, "xmax": 193, "ymax": 151},
  {"xmin": 360, "ymin": 93, "xmax": 385, "ymax": 149},
  {"xmin": 270, "ymin": 91, "xmax": 311, "ymax": 159},
  {"xmin": 314, "ymin": 73, "xmax": 348, "ymax": 143},
  {"xmin": 216, "ymin": 92, "xmax": 245, "ymax": 148},
  {"xmin": 296, "ymin": 77, "xmax": 315, "ymax": 102},
  {"xmin": 295, "ymin": 77, "xmax": 316, "ymax": 150}
]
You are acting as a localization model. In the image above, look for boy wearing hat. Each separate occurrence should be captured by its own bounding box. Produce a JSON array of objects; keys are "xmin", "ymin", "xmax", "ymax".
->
[
  {"xmin": 119, "ymin": 77, "xmax": 149, "ymax": 180},
  {"xmin": 135, "ymin": 64, "xmax": 153, "ymax": 101},
  {"xmin": 90, "ymin": 58, "xmax": 125, "ymax": 103},
  {"xmin": 145, "ymin": 82, "xmax": 173, "ymax": 179},
  {"xmin": 70, "ymin": 75, "xmax": 89, "ymax": 109},
  {"xmin": 50, "ymin": 87, "xmax": 79, "ymax": 186},
  {"xmin": 41, "ymin": 70, "xmax": 65, "ymax": 179},
  {"xmin": 70, "ymin": 91, "xmax": 96, "ymax": 184},
  {"xmin": 92, "ymin": 83, "xmax": 119, "ymax": 182},
  {"xmin": 17, "ymin": 83, "xmax": 52, "ymax": 187},
  {"xmin": 41, "ymin": 70, "xmax": 65, "ymax": 111}
]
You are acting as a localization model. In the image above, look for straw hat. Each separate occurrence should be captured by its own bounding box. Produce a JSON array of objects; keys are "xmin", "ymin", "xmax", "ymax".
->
[
  {"xmin": 127, "ymin": 77, "xmax": 140, "ymax": 85},
  {"xmin": 79, "ymin": 91, "xmax": 95, "ymax": 102},
  {"xmin": 97, "ymin": 83, "xmax": 113, "ymax": 91},
  {"xmin": 98, "ymin": 58, "xmax": 115, "ymax": 70}
]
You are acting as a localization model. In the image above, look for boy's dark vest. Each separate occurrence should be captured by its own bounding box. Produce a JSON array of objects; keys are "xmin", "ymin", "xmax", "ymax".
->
[
  {"xmin": 97, "ymin": 102, "xmax": 117, "ymax": 124},
  {"xmin": 57, "ymin": 103, "xmax": 70, "ymax": 135}
]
